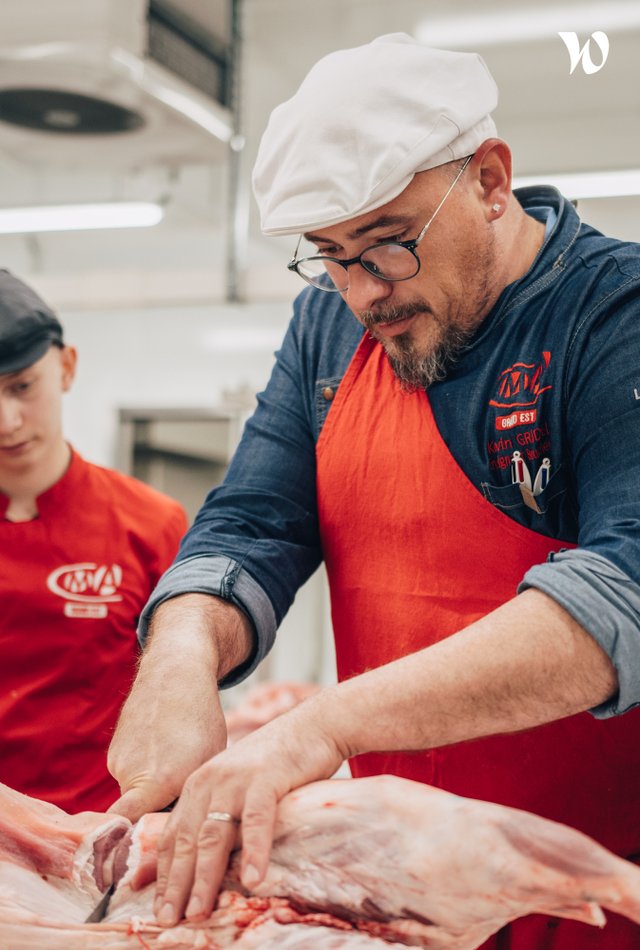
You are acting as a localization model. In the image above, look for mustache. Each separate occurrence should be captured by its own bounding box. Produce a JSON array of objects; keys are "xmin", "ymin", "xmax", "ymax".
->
[{"xmin": 359, "ymin": 301, "xmax": 432, "ymax": 331}]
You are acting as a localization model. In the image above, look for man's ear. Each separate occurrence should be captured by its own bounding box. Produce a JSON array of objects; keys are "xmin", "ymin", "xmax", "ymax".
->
[
  {"xmin": 59, "ymin": 345, "xmax": 78, "ymax": 392},
  {"xmin": 469, "ymin": 139, "xmax": 512, "ymax": 220}
]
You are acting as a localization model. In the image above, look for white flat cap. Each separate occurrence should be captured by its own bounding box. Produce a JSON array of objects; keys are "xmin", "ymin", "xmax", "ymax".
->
[{"xmin": 252, "ymin": 33, "xmax": 498, "ymax": 236}]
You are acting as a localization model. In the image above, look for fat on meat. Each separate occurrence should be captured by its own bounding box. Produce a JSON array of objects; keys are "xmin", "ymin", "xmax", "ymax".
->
[
  {"xmin": 0, "ymin": 780, "xmax": 129, "ymax": 925},
  {"xmin": 2, "ymin": 775, "xmax": 640, "ymax": 948}
]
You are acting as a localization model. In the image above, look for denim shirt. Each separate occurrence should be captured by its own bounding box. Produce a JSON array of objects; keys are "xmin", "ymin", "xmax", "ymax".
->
[{"xmin": 142, "ymin": 187, "xmax": 640, "ymax": 718}]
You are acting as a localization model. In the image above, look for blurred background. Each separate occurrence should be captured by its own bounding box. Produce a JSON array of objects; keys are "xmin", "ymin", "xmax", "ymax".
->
[{"xmin": 1, "ymin": 0, "xmax": 638, "ymax": 685}]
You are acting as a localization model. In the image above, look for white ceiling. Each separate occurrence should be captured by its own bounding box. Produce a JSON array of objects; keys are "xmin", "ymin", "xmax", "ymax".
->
[{"xmin": 0, "ymin": 0, "xmax": 639, "ymax": 311}]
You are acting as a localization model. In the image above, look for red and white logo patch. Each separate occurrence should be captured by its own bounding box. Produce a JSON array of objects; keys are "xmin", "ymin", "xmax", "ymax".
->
[{"xmin": 47, "ymin": 563, "xmax": 123, "ymax": 618}]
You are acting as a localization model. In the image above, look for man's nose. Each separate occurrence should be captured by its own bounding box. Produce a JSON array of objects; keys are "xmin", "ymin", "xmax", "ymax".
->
[
  {"xmin": 0, "ymin": 398, "xmax": 22, "ymax": 436},
  {"xmin": 343, "ymin": 265, "xmax": 394, "ymax": 318}
]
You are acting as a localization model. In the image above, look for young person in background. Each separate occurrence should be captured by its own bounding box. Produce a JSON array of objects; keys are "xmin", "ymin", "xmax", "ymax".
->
[{"xmin": 0, "ymin": 269, "xmax": 187, "ymax": 812}]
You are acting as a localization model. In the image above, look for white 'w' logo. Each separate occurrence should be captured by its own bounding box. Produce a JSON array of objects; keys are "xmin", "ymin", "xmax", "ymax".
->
[{"xmin": 557, "ymin": 31, "xmax": 609, "ymax": 75}]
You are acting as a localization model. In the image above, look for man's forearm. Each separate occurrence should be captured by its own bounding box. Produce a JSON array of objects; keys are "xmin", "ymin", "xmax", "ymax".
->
[
  {"xmin": 143, "ymin": 592, "xmax": 255, "ymax": 682},
  {"xmin": 323, "ymin": 588, "xmax": 619, "ymax": 760},
  {"xmin": 107, "ymin": 593, "xmax": 255, "ymax": 818}
]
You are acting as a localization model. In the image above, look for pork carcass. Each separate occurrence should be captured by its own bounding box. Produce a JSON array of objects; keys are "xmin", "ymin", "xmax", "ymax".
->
[{"xmin": 2, "ymin": 775, "xmax": 640, "ymax": 948}]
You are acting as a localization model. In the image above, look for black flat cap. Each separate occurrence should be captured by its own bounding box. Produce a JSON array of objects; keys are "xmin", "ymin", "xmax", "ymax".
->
[{"xmin": 0, "ymin": 269, "xmax": 63, "ymax": 375}]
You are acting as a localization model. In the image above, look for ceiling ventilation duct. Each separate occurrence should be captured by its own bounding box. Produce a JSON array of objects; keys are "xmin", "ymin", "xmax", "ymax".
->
[{"xmin": 0, "ymin": 0, "xmax": 232, "ymax": 168}]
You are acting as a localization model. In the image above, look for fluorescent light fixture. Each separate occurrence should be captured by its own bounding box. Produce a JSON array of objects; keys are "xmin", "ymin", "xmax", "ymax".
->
[
  {"xmin": 513, "ymin": 168, "xmax": 640, "ymax": 200},
  {"xmin": 0, "ymin": 202, "xmax": 164, "ymax": 234},
  {"xmin": 415, "ymin": 1, "xmax": 640, "ymax": 47}
]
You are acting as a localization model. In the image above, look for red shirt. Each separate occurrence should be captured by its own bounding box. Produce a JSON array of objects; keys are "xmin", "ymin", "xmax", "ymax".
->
[{"xmin": 0, "ymin": 449, "xmax": 187, "ymax": 813}]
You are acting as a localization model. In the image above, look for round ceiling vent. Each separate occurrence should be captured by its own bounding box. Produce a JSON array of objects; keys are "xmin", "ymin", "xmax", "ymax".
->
[{"xmin": 0, "ymin": 88, "xmax": 145, "ymax": 134}]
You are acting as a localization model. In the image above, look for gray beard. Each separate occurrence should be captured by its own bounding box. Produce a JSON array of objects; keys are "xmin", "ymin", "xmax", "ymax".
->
[
  {"xmin": 359, "ymin": 301, "xmax": 481, "ymax": 392},
  {"xmin": 384, "ymin": 320, "xmax": 475, "ymax": 391},
  {"xmin": 359, "ymin": 226, "xmax": 496, "ymax": 391}
]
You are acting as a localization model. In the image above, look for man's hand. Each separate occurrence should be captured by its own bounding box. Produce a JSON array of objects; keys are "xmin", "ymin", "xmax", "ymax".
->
[
  {"xmin": 107, "ymin": 593, "xmax": 254, "ymax": 821},
  {"xmin": 115, "ymin": 586, "xmax": 619, "ymax": 923},
  {"xmin": 152, "ymin": 691, "xmax": 344, "ymax": 927}
]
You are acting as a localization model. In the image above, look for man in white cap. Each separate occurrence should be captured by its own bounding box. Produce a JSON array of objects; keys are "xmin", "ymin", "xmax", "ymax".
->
[
  {"xmin": 109, "ymin": 35, "xmax": 640, "ymax": 947},
  {"xmin": 0, "ymin": 269, "xmax": 187, "ymax": 813}
]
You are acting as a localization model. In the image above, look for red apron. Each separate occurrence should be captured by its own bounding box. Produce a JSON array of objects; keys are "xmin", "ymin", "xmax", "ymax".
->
[{"xmin": 316, "ymin": 334, "xmax": 640, "ymax": 949}]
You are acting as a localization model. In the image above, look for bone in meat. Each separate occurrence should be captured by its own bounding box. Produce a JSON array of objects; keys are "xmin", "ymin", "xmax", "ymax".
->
[{"xmin": 0, "ymin": 780, "xmax": 129, "ymax": 926}]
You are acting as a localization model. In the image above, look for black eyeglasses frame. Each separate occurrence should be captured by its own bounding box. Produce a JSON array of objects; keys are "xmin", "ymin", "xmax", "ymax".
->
[{"xmin": 286, "ymin": 154, "xmax": 473, "ymax": 293}]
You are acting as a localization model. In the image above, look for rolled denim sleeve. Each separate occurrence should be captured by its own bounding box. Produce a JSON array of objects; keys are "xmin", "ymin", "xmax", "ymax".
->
[
  {"xmin": 519, "ymin": 550, "xmax": 640, "ymax": 717},
  {"xmin": 521, "ymin": 278, "xmax": 640, "ymax": 716},
  {"xmin": 180, "ymin": 309, "xmax": 323, "ymax": 606},
  {"xmin": 137, "ymin": 554, "xmax": 277, "ymax": 686}
]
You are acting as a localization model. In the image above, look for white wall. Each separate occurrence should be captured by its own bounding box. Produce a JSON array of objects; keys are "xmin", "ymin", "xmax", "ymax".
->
[{"xmin": 60, "ymin": 300, "xmax": 292, "ymax": 467}]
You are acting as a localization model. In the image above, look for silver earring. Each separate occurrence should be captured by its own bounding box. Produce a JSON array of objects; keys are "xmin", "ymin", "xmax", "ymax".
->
[{"xmin": 492, "ymin": 203, "xmax": 501, "ymax": 212}]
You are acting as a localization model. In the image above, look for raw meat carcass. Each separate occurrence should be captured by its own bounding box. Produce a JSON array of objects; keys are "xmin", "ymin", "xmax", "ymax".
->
[
  {"xmin": 0, "ymin": 781, "xmax": 129, "ymax": 924},
  {"xmin": 2, "ymin": 775, "xmax": 640, "ymax": 949}
]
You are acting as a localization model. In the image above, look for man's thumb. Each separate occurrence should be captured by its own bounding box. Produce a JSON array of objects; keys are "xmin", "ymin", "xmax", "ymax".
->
[{"xmin": 106, "ymin": 786, "xmax": 164, "ymax": 822}]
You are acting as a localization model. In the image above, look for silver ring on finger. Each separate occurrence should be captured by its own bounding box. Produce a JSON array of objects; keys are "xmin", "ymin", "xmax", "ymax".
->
[{"xmin": 206, "ymin": 811, "xmax": 240, "ymax": 824}]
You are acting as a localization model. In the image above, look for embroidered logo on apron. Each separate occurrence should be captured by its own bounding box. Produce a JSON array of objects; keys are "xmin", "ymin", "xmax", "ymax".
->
[{"xmin": 487, "ymin": 353, "xmax": 554, "ymax": 482}]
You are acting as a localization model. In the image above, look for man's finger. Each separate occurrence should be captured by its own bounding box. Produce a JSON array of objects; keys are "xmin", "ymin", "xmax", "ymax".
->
[
  {"xmin": 239, "ymin": 786, "xmax": 279, "ymax": 890},
  {"xmin": 184, "ymin": 813, "xmax": 240, "ymax": 921},
  {"xmin": 154, "ymin": 820, "xmax": 198, "ymax": 927}
]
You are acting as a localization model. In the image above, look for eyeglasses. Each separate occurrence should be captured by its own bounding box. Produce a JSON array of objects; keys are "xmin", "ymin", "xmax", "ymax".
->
[{"xmin": 287, "ymin": 155, "xmax": 472, "ymax": 293}]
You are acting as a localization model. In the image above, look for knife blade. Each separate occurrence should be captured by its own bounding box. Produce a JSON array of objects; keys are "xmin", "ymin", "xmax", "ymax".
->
[{"xmin": 84, "ymin": 882, "xmax": 115, "ymax": 923}]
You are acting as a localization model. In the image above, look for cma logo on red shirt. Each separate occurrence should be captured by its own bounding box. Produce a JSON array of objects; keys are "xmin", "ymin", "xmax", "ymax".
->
[
  {"xmin": 47, "ymin": 563, "xmax": 123, "ymax": 619},
  {"xmin": 490, "ymin": 352, "xmax": 552, "ymax": 431}
]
